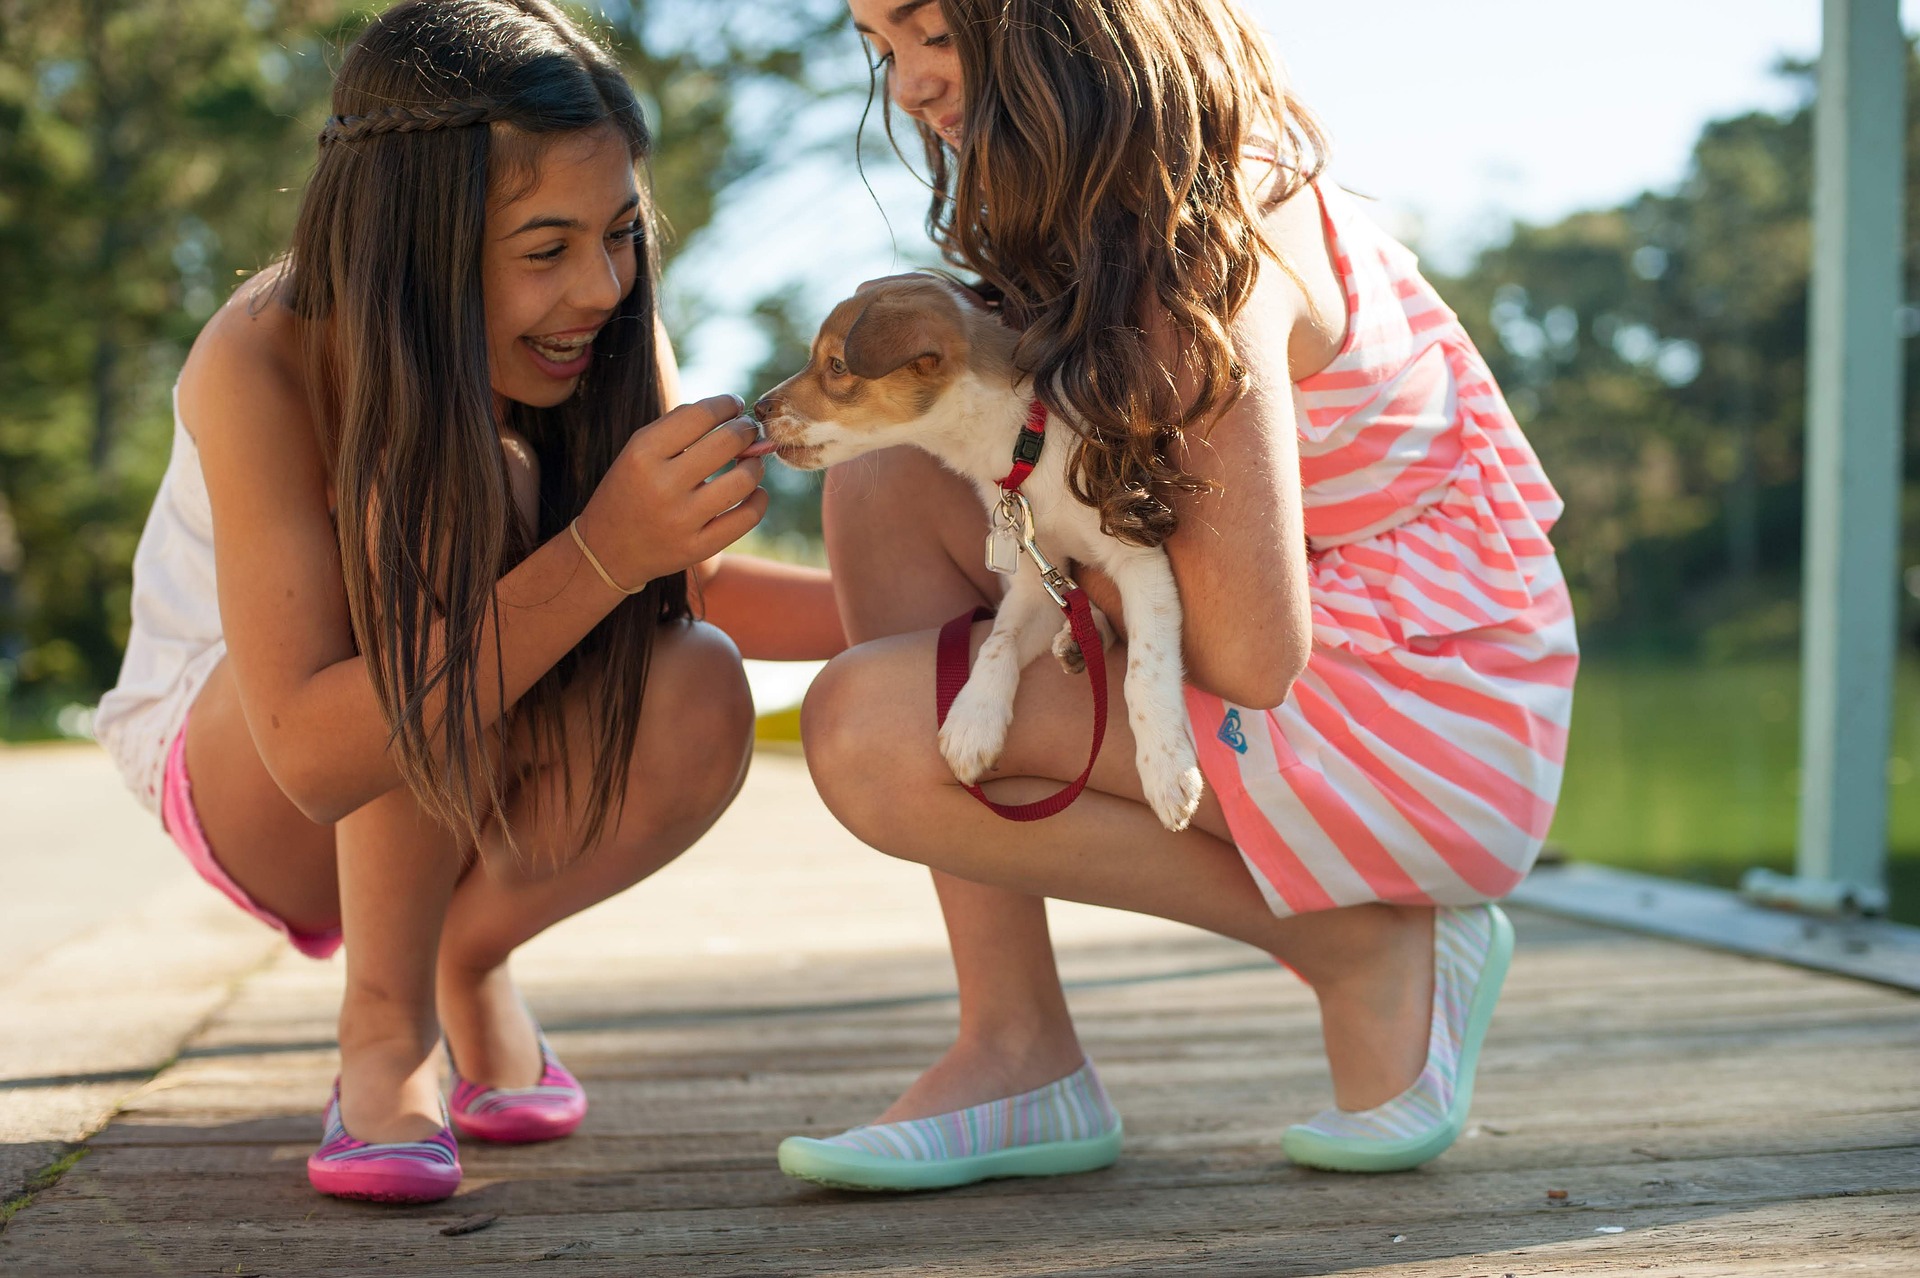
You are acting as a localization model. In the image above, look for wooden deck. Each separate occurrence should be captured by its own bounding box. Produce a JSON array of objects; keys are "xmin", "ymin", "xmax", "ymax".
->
[{"xmin": 4, "ymin": 751, "xmax": 1917, "ymax": 1276}]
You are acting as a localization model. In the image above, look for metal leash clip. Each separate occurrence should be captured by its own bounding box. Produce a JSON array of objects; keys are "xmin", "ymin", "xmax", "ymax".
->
[{"xmin": 1000, "ymin": 490, "xmax": 1078, "ymax": 608}]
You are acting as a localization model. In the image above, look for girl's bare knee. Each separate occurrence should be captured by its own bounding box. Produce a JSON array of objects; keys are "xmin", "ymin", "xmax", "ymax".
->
[
  {"xmin": 643, "ymin": 621, "xmax": 753, "ymax": 812},
  {"xmin": 801, "ymin": 648, "xmax": 911, "ymax": 842}
]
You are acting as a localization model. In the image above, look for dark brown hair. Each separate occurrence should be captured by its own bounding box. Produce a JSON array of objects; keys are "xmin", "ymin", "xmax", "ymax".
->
[
  {"xmin": 282, "ymin": 0, "xmax": 687, "ymax": 855},
  {"xmin": 879, "ymin": 0, "xmax": 1326, "ymax": 545}
]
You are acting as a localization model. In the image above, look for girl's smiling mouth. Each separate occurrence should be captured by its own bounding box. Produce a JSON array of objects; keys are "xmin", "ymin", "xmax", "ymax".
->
[{"xmin": 523, "ymin": 326, "xmax": 599, "ymax": 377}]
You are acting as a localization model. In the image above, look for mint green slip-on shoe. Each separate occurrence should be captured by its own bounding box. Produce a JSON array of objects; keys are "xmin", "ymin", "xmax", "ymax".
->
[
  {"xmin": 1282, "ymin": 902, "xmax": 1515, "ymax": 1174},
  {"xmin": 778, "ymin": 1123, "xmax": 1124, "ymax": 1192},
  {"xmin": 777, "ymin": 1058, "xmax": 1123, "ymax": 1192}
]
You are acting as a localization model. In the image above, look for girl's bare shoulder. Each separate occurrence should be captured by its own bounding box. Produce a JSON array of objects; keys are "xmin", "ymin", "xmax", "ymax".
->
[
  {"xmin": 1247, "ymin": 167, "xmax": 1347, "ymax": 383},
  {"xmin": 176, "ymin": 262, "xmax": 315, "ymax": 453}
]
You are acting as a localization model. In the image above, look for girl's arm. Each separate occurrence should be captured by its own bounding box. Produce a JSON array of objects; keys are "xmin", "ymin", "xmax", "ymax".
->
[
  {"xmin": 656, "ymin": 316, "xmax": 846, "ymax": 661},
  {"xmin": 1077, "ymin": 286, "xmax": 1314, "ymax": 711},
  {"xmin": 691, "ymin": 555, "xmax": 846, "ymax": 660},
  {"xmin": 189, "ymin": 300, "xmax": 763, "ymax": 827}
]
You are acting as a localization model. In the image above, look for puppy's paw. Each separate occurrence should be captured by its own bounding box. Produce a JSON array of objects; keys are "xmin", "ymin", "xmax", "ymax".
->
[
  {"xmin": 1139, "ymin": 732, "xmax": 1204, "ymax": 832},
  {"xmin": 1051, "ymin": 623, "xmax": 1087, "ymax": 675},
  {"xmin": 938, "ymin": 685, "xmax": 1012, "ymax": 785},
  {"xmin": 1051, "ymin": 610, "xmax": 1117, "ymax": 676}
]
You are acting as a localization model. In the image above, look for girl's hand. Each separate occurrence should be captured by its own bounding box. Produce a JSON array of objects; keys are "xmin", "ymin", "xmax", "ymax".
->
[{"xmin": 578, "ymin": 393, "xmax": 771, "ymax": 589}]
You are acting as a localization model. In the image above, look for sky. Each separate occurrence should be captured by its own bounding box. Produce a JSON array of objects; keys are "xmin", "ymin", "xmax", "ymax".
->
[{"xmin": 671, "ymin": 0, "xmax": 1918, "ymax": 397}]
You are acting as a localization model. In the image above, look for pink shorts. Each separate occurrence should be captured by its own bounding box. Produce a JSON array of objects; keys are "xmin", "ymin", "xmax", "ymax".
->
[{"xmin": 161, "ymin": 717, "xmax": 343, "ymax": 960}]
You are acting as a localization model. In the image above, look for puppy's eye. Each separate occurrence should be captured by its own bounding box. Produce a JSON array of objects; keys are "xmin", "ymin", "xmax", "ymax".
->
[{"xmin": 828, "ymin": 357, "xmax": 849, "ymax": 377}]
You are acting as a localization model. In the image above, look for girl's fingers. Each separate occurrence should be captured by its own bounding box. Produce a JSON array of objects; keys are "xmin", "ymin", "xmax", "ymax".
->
[
  {"xmin": 675, "ymin": 415, "xmax": 763, "ymax": 479},
  {"xmin": 641, "ymin": 394, "xmax": 747, "ymax": 459},
  {"xmin": 697, "ymin": 484, "xmax": 770, "ymax": 553},
  {"xmin": 696, "ymin": 455, "xmax": 766, "ymax": 519}
]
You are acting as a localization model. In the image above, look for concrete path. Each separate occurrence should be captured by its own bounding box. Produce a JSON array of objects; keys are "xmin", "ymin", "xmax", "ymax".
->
[{"xmin": 0, "ymin": 745, "xmax": 282, "ymax": 1211}]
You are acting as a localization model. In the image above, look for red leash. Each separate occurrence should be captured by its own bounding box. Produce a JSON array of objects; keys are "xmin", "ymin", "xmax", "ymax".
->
[{"xmin": 933, "ymin": 402, "xmax": 1109, "ymax": 821}]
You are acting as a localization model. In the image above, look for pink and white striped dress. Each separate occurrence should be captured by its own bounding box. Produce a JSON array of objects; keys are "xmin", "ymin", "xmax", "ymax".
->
[{"xmin": 1186, "ymin": 182, "xmax": 1578, "ymax": 918}]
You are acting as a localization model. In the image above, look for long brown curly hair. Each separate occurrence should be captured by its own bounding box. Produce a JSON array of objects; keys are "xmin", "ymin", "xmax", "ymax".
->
[
  {"xmin": 884, "ymin": 0, "xmax": 1326, "ymax": 545},
  {"xmin": 282, "ymin": 0, "xmax": 688, "ymax": 856}
]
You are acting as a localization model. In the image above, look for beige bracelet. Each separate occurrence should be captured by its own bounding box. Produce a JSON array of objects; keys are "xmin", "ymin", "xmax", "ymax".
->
[{"xmin": 569, "ymin": 517, "xmax": 644, "ymax": 596}]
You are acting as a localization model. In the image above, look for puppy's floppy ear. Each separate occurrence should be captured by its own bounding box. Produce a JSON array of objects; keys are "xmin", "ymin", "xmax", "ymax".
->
[{"xmin": 842, "ymin": 293, "xmax": 958, "ymax": 380}]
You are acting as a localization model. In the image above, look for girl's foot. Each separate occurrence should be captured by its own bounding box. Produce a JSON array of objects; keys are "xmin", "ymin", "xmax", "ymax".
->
[
  {"xmin": 779, "ymin": 1057, "xmax": 1122, "ymax": 1191},
  {"xmin": 436, "ymin": 959, "xmax": 544, "ymax": 1090},
  {"xmin": 308, "ymin": 1079, "xmax": 461, "ymax": 1203},
  {"xmin": 1284, "ymin": 904, "xmax": 1515, "ymax": 1173},
  {"xmin": 448, "ymin": 1032, "xmax": 587, "ymax": 1144},
  {"xmin": 334, "ymin": 1014, "xmax": 447, "ymax": 1145},
  {"xmin": 438, "ymin": 958, "xmax": 587, "ymax": 1142},
  {"xmin": 1311, "ymin": 905, "xmax": 1438, "ymax": 1111},
  {"xmin": 873, "ymin": 1026, "xmax": 1086, "ymax": 1123}
]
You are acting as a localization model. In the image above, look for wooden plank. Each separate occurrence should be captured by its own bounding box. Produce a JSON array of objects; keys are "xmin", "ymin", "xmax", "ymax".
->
[
  {"xmin": 5, "ymin": 1157, "xmax": 1915, "ymax": 1276},
  {"xmin": 43, "ymin": 1109, "xmax": 1920, "ymax": 1223}
]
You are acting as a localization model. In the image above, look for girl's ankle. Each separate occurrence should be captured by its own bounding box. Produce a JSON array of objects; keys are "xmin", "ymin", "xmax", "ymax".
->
[
  {"xmin": 337, "ymin": 997, "xmax": 439, "ymax": 1066},
  {"xmin": 953, "ymin": 1019, "xmax": 1085, "ymax": 1082}
]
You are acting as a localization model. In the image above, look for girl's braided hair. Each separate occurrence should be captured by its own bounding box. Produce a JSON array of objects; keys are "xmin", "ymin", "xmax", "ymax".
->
[
  {"xmin": 318, "ymin": 101, "xmax": 500, "ymax": 144},
  {"xmin": 282, "ymin": 0, "xmax": 686, "ymax": 861}
]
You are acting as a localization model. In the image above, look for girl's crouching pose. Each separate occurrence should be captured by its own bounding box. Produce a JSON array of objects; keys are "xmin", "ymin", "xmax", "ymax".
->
[
  {"xmin": 91, "ymin": 0, "xmax": 823, "ymax": 1204},
  {"xmin": 777, "ymin": 0, "xmax": 1577, "ymax": 1190}
]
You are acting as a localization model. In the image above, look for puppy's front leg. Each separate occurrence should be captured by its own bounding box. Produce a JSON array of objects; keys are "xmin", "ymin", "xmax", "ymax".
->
[
  {"xmin": 938, "ymin": 566, "xmax": 1058, "ymax": 785},
  {"xmin": 1110, "ymin": 550, "xmax": 1204, "ymax": 831}
]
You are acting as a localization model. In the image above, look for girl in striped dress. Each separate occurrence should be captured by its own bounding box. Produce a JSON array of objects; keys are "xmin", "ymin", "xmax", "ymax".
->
[{"xmin": 778, "ymin": 0, "xmax": 1575, "ymax": 1189}]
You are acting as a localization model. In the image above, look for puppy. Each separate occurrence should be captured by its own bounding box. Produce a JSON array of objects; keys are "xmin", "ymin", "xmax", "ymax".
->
[{"xmin": 755, "ymin": 274, "xmax": 1203, "ymax": 831}]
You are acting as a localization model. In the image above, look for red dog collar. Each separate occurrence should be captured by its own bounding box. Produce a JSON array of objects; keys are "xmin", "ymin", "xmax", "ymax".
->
[{"xmin": 995, "ymin": 398, "xmax": 1049, "ymax": 492}]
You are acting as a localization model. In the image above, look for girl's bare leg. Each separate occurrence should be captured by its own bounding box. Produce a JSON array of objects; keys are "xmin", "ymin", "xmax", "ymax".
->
[
  {"xmin": 190, "ymin": 663, "xmax": 465, "ymax": 1143},
  {"xmin": 184, "ymin": 661, "xmax": 341, "ymax": 936},
  {"xmin": 331, "ymin": 780, "xmax": 469, "ymax": 1141},
  {"xmin": 821, "ymin": 450, "xmax": 1084, "ymax": 1120},
  {"xmin": 433, "ymin": 621, "xmax": 755, "ymax": 1088},
  {"xmin": 817, "ymin": 449, "xmax": 1434, "ymax": 1120}
]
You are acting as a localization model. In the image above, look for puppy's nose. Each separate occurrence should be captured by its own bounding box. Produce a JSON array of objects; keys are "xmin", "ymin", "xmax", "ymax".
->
[{"xmin": 753, "ymin": 394, "xmax": 778, "ymax": 423}]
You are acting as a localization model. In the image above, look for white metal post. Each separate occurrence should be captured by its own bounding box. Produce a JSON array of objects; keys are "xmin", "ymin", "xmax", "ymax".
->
[{"xmin": 1747, "ymin": 0, "xmax": 1906, "ymax": 916}]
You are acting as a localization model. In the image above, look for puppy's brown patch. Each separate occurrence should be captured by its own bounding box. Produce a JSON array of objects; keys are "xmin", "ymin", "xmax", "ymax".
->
[{"xmin": 759, "ymin": 276, "xmax": 1019, "ymax": 457}]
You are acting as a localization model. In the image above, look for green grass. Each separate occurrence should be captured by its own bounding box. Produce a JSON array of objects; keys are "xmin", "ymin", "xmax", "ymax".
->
[
  {"xmin": 0, "ymin": 1147, "xmax": 87, "ymax": 1232},
  {"xmin": 1551, "ymin": 658, "xmax": 1920, "ymax": 924}
]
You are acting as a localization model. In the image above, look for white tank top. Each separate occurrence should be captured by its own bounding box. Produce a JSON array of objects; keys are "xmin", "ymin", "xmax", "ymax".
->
[{"xmin": 94, "ymin": 385, "xmax": 228, "ymax": 817}]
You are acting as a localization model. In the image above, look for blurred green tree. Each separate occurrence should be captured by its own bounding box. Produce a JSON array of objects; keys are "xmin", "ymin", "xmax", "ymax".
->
[
  {"xmin": 1436, "ymin": 49, "xmax": 1918, "ymax": 656},
  {"xmin": 0, "ymin": 0, "xmax": 347, "ymax": 718}
]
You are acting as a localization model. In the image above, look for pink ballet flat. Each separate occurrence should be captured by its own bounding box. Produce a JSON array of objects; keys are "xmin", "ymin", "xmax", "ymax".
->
[
  {"xmin": 306, "ymin": 1080, "xmax": 462, "ymax": 1204},
  {"xmin": 448, "ymin": 1033, "xmax": 587, "ymax": 1144}
]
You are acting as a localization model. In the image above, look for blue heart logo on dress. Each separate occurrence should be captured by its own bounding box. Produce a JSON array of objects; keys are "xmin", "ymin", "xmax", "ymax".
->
[{"xmin": 1217, "ymin": 709, "xmax": 1248, "ymax": 755}]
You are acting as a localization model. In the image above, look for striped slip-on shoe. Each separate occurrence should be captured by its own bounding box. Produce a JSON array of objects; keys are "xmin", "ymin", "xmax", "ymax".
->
[
  {"xmin": 1282, "ymin": 902, "xmax": 1515, "ymax": 1173},
  {"xmin": 306, "ymin": 1080, "xmax": 462, "ymax": 1203},
  {"xmin": 777, "ymin": 1058, "xmax": 1124, "ymax": 1192},
  {"xmin": 448, "ymin": 1033, "xmax": 587, "ymax": 1144}
]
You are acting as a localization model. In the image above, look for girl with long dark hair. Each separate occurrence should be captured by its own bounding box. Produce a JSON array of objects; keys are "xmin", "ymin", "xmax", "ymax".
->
[{"xmin": 93, "ymin": 0, "xmax": 841, "ymax": 1203}]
